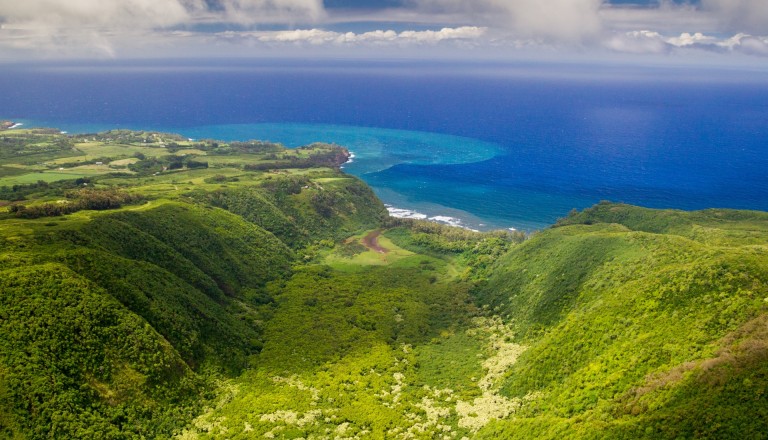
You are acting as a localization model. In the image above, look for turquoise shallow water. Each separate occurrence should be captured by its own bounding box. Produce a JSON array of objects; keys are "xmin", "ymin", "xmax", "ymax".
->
[
  {"xmin": 13, "ymin": 120, "xmax": 508, "ymax": 230},
  {"xmin": 180, "ymin": 123, "xmax": 502, "ymax": 175},
  {"xmin": 182, "ymin": 124, "xmax": 507, "ymax": 230},
  {"xmin": 4, "ymin": 64, "xmax": 767, "ymax": 231}
]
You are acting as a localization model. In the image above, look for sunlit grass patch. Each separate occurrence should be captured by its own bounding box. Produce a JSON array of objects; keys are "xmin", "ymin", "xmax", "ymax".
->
[
  {"xmin": 313, "ymin": 177, "xmax": 348, "ymax": 183},
  {"xmin": 0, "ymin": 169, "xmax": 106, "ymax": 186},
  {"xmin": 108, "ymin": 158, "xmax": 139, "ymax": 167},
  {"xmin": 76, "ymin": 142, "xmax": 159, "ymax": 158},
  {"xmin": 172, "ymin": 149, "xmax": 207, "ymax": 155},
  {"xmin": 324, "ymin": 230, "xmax": 415, "ymax": 269}
]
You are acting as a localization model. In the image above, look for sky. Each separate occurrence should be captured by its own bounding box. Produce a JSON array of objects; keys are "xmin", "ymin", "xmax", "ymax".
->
[{"xmin": 0, "ymin": 0, "xmax": 767, "ymax": 64}]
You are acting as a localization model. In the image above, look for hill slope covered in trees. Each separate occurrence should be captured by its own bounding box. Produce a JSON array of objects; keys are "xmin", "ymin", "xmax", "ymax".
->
[{"xmin": 0, "ymin": 128, "xmax": 766, "ymax": 439}]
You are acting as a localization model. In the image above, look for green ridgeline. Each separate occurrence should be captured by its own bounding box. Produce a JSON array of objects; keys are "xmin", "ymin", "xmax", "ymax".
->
[
  {"xmin": 473, "ymin": 203, "xmax": 768, "ymax": 439},
  {"xmin": 0, "ymin": 200, "xmax": 297, "ymax": 438},
  {"xmin": 1, "ymin": 130, "xmax": 767, "ymax": 439},
  {"xmin": 0, "ymin": 129, "xmax": 388, "ymax": 438}
]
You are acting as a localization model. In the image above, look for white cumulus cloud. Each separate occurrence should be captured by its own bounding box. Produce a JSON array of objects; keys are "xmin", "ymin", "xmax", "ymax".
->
[
  {"xmin": 602, "ymin": 30, "xmax": 670, "ymax": 54},
  {"xmin": 720, "ymin": 33, "xmax": 768, "ymax": 55},
  {"xmin": 248, "ymin": 26, "xmax": 487, "ymax": 46},
  {"xmin": 666, "ymin": 32, "xmax": 717, "ymax": 47},
  {"xmin": 603, "ymin": 29, "xmax": 768, "ymax": 57}
]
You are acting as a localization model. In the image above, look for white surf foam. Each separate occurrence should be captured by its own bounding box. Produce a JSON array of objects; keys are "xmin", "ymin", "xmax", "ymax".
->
[
  {"xmin": 386, "ymin": 205, "xmax": 479, "ymax": 231},
  {"xmin": 386, "ymin": 205, "xmax": 428, "ymax": 220}
]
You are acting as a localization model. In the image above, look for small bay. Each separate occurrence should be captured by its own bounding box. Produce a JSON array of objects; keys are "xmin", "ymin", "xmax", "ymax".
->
[{"xmin": 3, "ymin": 61, "xmax": 768, "ymax": 231}]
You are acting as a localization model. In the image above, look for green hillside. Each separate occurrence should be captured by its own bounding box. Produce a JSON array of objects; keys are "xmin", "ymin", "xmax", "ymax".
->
[
  {"xmin": 1, "ymin": 129, "xmax": 766, "ymax": 439},
  {"xmin": 474, "ymin": 203, "xmax": 768, "ymax": 439}
]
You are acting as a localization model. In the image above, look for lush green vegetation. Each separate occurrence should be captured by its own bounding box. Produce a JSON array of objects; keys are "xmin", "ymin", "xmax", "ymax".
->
[
  {"xmin": 1, "ymin": 128, "xmax": 767, "ymax": 439},
  {"xmin": 0, "ymin": 128, "xmax": 387, "ymax": 438},
  {"xmin": 473, "ymin": 203, "xmax": 768, "ymax": 439},
  {"xmin": 7, "ymin": 188, "xmax": 144, "ymax": 218}
]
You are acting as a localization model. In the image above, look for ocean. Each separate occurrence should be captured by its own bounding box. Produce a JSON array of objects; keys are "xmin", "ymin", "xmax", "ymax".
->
[{"xmin": 2, "ymin": 60, "xmax": 767, "ymax": 231}]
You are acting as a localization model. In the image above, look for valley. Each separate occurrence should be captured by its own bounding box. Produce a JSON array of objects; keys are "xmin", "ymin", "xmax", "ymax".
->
[{"xmin": 0, "ymin": 128, "xmax": 766, "ymax": 439}]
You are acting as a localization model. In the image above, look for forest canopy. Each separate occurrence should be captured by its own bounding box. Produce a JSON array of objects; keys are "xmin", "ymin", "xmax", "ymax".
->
[{"xmin": 1, "ymin": 128, "xmax": 766, "ymax": 439}]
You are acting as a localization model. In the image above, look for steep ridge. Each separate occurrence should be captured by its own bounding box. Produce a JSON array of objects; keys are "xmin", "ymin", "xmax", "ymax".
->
[
  {"xmin": 474, "ymin": 203, "xmax": 768, "ymax": 439},
  {"xmin": 0, "ymin": 175, "xmax": 386, "ymax": 438},
  {"xmin": 0, "ymin": 201, "xmax": 295, "ymax": 437}
]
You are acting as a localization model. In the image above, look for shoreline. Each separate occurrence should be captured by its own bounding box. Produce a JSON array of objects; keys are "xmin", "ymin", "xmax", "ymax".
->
[
  {"xmin": 1, "ymin": 121, "xmax": 21, "ymax": 130},
  {"xmin": 8, "ymin": 120, "xmax": 530, "ymax": 229},
  {"xmin": 386, "ymin": 204, "xmax": 483, "ymax": 232},
  {"xmin": 385, "ymin": 205, "xmax": 519, "ymax": 232},
  {"xmin": 339, "ymin": 151, "xmax": 355, "ymax": 169}
]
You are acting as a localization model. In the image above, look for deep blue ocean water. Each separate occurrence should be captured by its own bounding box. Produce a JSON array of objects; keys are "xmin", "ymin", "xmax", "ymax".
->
[{"xmin": 2, "ymin": 61, "xmax": 767, "ymax": 230}]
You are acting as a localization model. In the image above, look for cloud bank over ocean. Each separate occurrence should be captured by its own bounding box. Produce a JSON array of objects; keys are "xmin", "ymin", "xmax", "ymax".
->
[
  {"xmin": 1, "ymin": 0, "xmax": 767, "ymax": 63},
  {"xmin": 410, "ymin": 0, "xmax": 604, "ymax": 41}
]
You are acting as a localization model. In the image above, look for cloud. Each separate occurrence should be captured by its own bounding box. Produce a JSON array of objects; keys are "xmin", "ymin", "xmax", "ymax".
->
[
  {"xmin": 0, "ymin": 0, "xmax": 190, "ymax": 29},
  {"xmin": 603, "ymin": 29, "xmax": 768, "ymax": 56},
  {"xmin": 0, "ymin": 0, "xmax": 193, "ymax": 57},
  {"xmin": 0, "ymin": 24, "xmax": 121, "ymax": 58},
  {"xmin": 599, "ymin": 3, "xmax": 721, "ymax": 34},
  {"xmin": 0, "ymin": 0, "xmax": 326, "ymax": 57},
  {"xmin": 596, "ymin": 2, "xmax": 768, "ymax": 56},
  {"xmin": 602, "ymin": 30, "xmax": 670, "ymax": 54},
  {"xmin": 398, "ymin": 26, "xmax": 487, "ymax": 42},
  {"xmin": 409, "ymin": 0, "xmax": 604, "ymax": 42},
  {"xmin": 1, "ymin": 0, "xmax": 767, "ymax": 61},
  {"xmin": 701, "ymin": 0, "xmax": 768, "ymax": 33},
  {"xmin": 186, "ymin": 0, "xmax": 325, "ymax": 24},
  {"xmin": 721, "ymin": 33, "xmax": 768, "ymax": 55},
  {"xmin": 666, "ymin": 31, "xmax": 717, "ymax": 47},
  {"xmin": 0, "ymin": 0, "xmax": 325, "ymax": 29},
  {"xmin": 230, "ymin": 26, "xmax": 486, "ymax": 46}
]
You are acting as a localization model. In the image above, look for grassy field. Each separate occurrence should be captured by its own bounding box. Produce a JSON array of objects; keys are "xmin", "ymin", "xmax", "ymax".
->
[
  {"xmin": 323, "ymin": 230, "xmax": 415, "ymax": 268},
  {"xmin": 0, "ymin": 169, "xmax": 108, "ymax": 185},
  {"xmin": 108, "ymin": 158, "xmax": 140, "ymax": 166}
]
